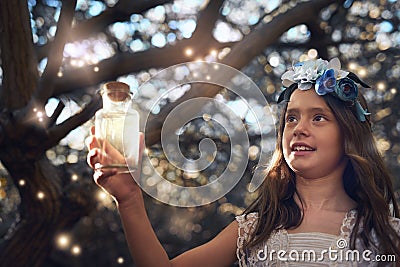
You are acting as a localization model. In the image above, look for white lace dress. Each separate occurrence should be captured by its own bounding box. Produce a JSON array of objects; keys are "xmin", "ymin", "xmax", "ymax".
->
[{"xmin": 236, "ymin": 210, "xmax": 400, "ymax": 267}]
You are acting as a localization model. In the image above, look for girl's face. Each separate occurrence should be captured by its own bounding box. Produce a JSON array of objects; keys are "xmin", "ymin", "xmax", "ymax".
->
[{"xmin": 282, "ymin": 89, "xmax": 347, "ymax": 179}]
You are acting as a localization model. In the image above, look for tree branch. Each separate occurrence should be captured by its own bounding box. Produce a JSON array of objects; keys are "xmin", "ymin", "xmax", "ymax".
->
[
  {"xmin": 47, "ymin": 100, "xmax": 65, "ymax": 127},
  {"xmin": 191, "ymin": 0, "xmax": 224, "ymax": 40},
  {"xmin": 44, "ymin": 94, "xmax": 101, "ymax": 150},
  {"xmin": 52, "ymin": 0, "xmax": 229, "ymax": 96},
  {"xmin": 33, "ymin": 0, "xmax": 77, "ymax": 105},
  {"xmin": 220, "ymin": 0, "xmax": 340, "ymax": 68},
  {"xmin": 35, "ymin": 0, "xmax": 174, "ymax": 61}
]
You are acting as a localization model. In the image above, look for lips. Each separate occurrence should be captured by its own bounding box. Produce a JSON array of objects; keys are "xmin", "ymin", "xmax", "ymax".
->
[{"xmin": 291, "ymin": 143, "xmax": 316, "ymax": 152}]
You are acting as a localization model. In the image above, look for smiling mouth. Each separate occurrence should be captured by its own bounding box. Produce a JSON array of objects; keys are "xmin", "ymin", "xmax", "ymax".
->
[{"xmin": 292, "ymin": 145, "xmax": 316, "ymax": 151}]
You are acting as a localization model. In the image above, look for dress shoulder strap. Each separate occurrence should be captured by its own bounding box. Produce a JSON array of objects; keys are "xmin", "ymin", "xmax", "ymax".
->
[
  {"xmin": 339, "ymin": 209, "xmax": 358, "ymax": 239},
  {"xmin": 235, "ymin": 212, "xmax": 258, "ymax": 267},
  {"xmin": 340, "ymin": 209, "xmax": 400, "ymax": 237}
]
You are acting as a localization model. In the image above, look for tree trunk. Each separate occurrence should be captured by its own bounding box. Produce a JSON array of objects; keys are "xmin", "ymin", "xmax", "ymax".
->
[
  {"xmin": 0, "ymin": 0, "xmax": 38, "ymax": 109},
  {"xmin": 0, "ymin": 159, "xmax": 61, "ymax": 266},
  {"xmin": 0, "ymin": 1, "xmax": 96, "ymax": 266},
  {"xmin": 0, "ymin": 157, "xmax": 96, "ymax": 267}
]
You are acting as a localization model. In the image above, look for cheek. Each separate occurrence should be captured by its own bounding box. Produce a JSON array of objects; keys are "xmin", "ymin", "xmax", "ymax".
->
[
  {"xmin": 324, "ymin": 129, "xmax": 345, "ymax": 156},
  {"xmin": 336, "ymin": 135, "xmax": 345, "ymax": 156},
  {"xmin": 332, "ymin": 127, "xmax": 344, "ymax": 146}
]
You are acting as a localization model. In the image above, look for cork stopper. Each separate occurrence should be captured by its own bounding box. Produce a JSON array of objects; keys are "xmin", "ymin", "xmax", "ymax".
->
[{"xmin": 102, "ymin": 81, "xmax": 130, "ymax": 102}]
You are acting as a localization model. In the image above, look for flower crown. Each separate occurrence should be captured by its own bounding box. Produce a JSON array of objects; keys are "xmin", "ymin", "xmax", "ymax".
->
[{"xmin": 278, "ymin": 58, "xmax": 370, "ymax": 122}]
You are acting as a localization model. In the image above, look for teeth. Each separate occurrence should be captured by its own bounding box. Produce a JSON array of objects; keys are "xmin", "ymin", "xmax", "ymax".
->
[{"xmin": 293, "ymin": 145, "xmax": 313, "ymax": 151}]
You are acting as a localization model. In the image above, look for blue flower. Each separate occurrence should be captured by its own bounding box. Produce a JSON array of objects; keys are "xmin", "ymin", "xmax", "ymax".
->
[
  {"xmin": 315, "ymin": 69, "xmax": 336, "ymax": 95},
  {"xmin": 335, "ymin": 77, "xmax": 358, "ymax": 101}
]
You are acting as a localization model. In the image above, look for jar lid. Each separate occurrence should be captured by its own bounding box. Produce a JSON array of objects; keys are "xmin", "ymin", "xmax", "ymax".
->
[{"xmin": 102, "ymin": 81, "xmax": 131, "ymax": 101}]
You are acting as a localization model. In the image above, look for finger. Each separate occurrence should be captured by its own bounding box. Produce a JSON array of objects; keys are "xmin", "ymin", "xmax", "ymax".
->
[
  {"xmin": 86, "ymin": 135, "xmax": 100, "ymax": 150},
  {"xmin": 88, "ymin": 126, "xmax": 100, "ymax": 150},
  {"xmin": 93, "ymin": 169, "xmax": 117, "ymax": 186},
  {"xmin": 102, "ymin": 139, "xmax": 125, "ymax": 162},
  {"xmin": 87, "ymin": 148, "xmax": 99, "ymax": 168},
  {"xmin": 87, "ymin": 148, "xmax": 111, "ymax": 168},
  {"xmin": 93, "ymin": 170, "xmax": 108, "ymax": 186}
]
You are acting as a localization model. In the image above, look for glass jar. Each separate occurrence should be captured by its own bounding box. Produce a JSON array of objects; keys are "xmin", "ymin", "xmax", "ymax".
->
[{"xmin": 95, "ymin": 81, "xmax": 140, "ymax": 172}]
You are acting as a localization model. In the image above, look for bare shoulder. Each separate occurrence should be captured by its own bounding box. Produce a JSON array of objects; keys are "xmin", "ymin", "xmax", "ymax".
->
[{"xmin": 171, "ymin": 220, "xmax": 239, "ymax": 267}]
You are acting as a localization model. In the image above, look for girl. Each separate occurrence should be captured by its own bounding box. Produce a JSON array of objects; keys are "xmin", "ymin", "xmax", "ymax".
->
[{"xmin": 87, "ymin": 57, "xmax": 400, "ymax": 266}]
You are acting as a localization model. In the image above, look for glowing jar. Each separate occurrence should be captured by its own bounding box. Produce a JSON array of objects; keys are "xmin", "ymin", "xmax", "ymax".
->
[{"xmin": 95, "ymin": 81, "xmax": 139, "ymax": 171}]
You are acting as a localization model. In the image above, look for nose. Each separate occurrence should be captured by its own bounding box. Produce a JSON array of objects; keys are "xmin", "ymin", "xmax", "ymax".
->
[{"xmin": 293, "ymin": 119, "xmax": 310, "ymax": 137}]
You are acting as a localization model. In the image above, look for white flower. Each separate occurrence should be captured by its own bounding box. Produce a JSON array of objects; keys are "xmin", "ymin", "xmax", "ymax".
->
[
  {"xmin": 281, "ymin": 58, "xmax": 349, "ymax": 89},
  {"xmin": 326, "ymin": 57, "xmax": 349, "ymax": 79}
]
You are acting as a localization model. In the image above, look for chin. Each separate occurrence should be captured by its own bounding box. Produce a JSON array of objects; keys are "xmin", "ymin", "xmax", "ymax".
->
[
  {"xmin": 289, "ymin": 165, "xmax": 316, "ymax": 178},
  {"xmin": 288, "ymin": 162, "xmax": 310, "ymax": 172}
]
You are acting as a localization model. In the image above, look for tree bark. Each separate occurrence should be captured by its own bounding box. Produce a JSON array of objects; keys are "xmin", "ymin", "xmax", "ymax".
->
[
  {"xmin": 0, "ymin": 0, "xmax": 38, "ymax": 109},
  {"xmin": 0, "ymin": 1, "xmax": 95, "ymax": 267}
]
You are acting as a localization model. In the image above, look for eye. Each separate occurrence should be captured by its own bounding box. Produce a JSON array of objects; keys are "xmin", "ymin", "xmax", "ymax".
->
[
  {"xmin": 286, "ymin": 115, "xmax": 297, "ymax": 123},
  {"xmin": 313, "ymin": 115, "xmax": 327, "ymax": 122}
]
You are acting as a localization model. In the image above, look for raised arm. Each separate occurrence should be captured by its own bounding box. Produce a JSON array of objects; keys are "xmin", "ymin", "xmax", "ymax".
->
[
  {"xmin": 87, "ymin": 128, "xmax": 238, "ymax": 267},
  {"xmin": 119, "ymin": 194, "xmax": 238, "ymax": 267},
  {"xmin": 170, "ymin": 220, "xmax": 238, "ymax": 267}
]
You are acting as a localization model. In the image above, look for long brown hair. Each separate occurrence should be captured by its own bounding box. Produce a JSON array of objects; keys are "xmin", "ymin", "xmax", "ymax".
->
[{"xmin": 244, "ymin": 84, "xmax": 400, "ymax": 258}]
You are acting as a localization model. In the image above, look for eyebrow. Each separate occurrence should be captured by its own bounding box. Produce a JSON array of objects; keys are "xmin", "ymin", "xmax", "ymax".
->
[{"xmin": 286, "ymin": 107, "xmax": 333, "ymax": 114}]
